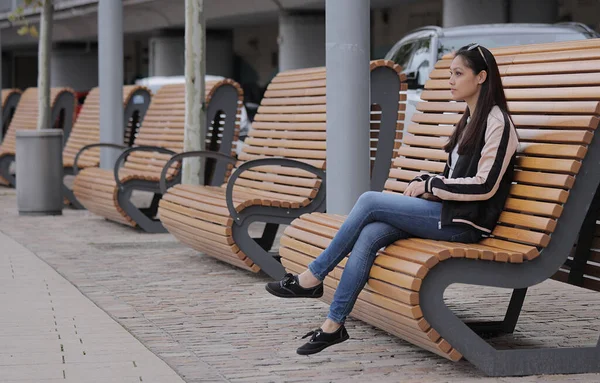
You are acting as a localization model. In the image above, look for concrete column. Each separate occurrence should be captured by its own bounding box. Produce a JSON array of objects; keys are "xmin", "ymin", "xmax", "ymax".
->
[
  {"xmin": 51, "ymin": 48, "xmax": 98, "ymax": 92},
  {"xmin": 509, "ymin": 0, "xmax": 558, "ymax": 23},
  {"xmin": 325, "ymin": 0, "xmax": 370, "ymax": 214},
  {"xmin": 98, "ymin": 1, "xmax": 123, "ymax": 169},
  {"xmin": 149, "ymin": 36, "xmax": 184, "ymax": 76},
  {"xmin": 149, "ymin": 33, "xmax": 233, "ymax": 78},
  {"xmin": 443, "ymin": 0, "xmax": 507, "ymax": 27},
  {"xmin": 279, "ymin": 12, "xmax": 325, "ymax": 71}
]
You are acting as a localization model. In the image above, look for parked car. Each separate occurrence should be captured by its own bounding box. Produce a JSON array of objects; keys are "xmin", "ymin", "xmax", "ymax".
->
[{"xmin": 384, "ymin": 22, "xmax": 600, "ymax": 127}]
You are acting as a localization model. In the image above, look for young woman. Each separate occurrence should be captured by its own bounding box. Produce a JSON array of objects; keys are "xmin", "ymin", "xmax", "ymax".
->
[{"xmin": 266, "ymin": 43, "xmax": 519, "ymax": 355}]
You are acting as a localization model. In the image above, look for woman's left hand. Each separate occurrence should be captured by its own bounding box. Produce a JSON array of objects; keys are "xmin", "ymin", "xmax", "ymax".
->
[{"xmin": 404, "ymin": 181, "xmax": 426, "ymax": 197}]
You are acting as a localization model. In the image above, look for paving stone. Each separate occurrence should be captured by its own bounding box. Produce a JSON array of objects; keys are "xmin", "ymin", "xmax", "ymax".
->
[
  {"xmin": 0, "ymin": 215, "xmax": 184, "ymax": 383},
  {"xmin": 0, "ymin": 189, "xmax": 599, "ymax": 382}
]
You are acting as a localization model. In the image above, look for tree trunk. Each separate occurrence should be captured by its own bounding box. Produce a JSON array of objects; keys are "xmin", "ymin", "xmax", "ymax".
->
[
  {"xmin": 37, "ymin": 0, "xmax": 53, "ymax": 131},
  {"xmin": 183, "ymin": 0, "xmax": 206, "ymax": 184}
]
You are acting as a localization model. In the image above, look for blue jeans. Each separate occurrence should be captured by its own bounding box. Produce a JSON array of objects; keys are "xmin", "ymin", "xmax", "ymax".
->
[{"xmin": 307, "ymin": 191, "xmax": 481, "ymax": 324}]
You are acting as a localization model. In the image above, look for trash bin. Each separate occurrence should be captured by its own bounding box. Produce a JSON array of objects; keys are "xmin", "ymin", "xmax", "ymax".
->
[{"xmin": 15, "ymin": 129, "xmax": 63, "ymax": 216}]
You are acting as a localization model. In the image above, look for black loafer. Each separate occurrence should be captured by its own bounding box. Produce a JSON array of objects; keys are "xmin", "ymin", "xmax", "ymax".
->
[
  {"xmin": 265, "ymin": 273, "xmax": 323, "ymax": 298},
  {"xmin": 297, "ymin": 325, "xmax": 350, "ymax": 355}
]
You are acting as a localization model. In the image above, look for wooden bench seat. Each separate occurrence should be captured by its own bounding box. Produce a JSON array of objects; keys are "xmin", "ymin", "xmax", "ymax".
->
[
  {"xmin": 1, "ymin": 89, "xmax": 22, "ymax": 142},
  {"xmin": 158, "ymin": 60, "xmax": 406, "ymax": 278},
  {"xmin": 72, "ymin": 79, "xmax": 243, "ymax": 233},
  {"xmin": 279, "ymin": 39, "xmax": 600, "ymax": 376},
  {"xmin": 62, "ymin": 85, "xmax": 152, "ymax": 208},
  {"xmin": 0, "ymin": 87, "xmax": 76, "ymax": 187}
]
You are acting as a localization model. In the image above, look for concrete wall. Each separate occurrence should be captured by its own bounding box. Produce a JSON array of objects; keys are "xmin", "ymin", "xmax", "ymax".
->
[
  {"xmin": 12, "ymin": 52, "xmax": 37, "ymax": 90},
  {"xmin": 231, "ymin": 2, "xmax": 443, "ymax": 86},
  {"xmin": 560, "ymin": 0, "xmax": 600, "ymax": 31},
  {"xmin": 207, "ymin": 31, "xmax": 234, "ymax": 78},
  {"xmin": 443, "ymin": 0, "xmax": 560, "ymax": 27},
  {"xmin": 123, "ymin": 35, "xmax": 149, "ymax": 84},
  {"xmin": 4, "ymin": 0, "xmax": 599, "ymax": 95},
  {"xmin": 233, "ymin": 23, "xmax": 279, "ymax": 88},
  {"xmin": 149, "ymin": 36, "xmax": 184, "ymax": 77},
  {"xmin": 371, "ymin": 0, "xmax": 442, "ymax": 58},
  {"xmin": 2, "ymin": 53, "xmax": 11, "ymax": 89},
  {"xmin": 510, "ymin": 0, "xmax": 558, "ymax": 23}
]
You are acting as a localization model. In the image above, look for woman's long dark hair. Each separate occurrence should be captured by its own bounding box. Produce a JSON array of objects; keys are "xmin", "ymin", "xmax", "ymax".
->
[{"xmin": 443, "ymin": 44, "xmax": 510, "ymax": 155}]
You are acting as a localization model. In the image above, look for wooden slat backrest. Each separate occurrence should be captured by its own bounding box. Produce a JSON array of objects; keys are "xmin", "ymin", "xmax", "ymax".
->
[
  {"xmin": 432, "ymin": 40, "xmax": 600, "ymax": 80},
  {"xmin": 234, "ymin": 60, "xmax": 403, "ymax": 202},
  {"xmin": 236, "ymin": 67, "xmax": 327, "ymax": 201},
  {"xmin": 63, "ymin": 85, "xmax": 149, "ymax": 168},
  {"xmin": 122, "ymin": 79, "xmax": 243, "ymax": 179},
  {"xmin": 1, "ymin": 89, "xmax": 21, "ymax": 108},
  {"xmin": 385, "ymin": 39, "xmax": 600, "ymax": 260},
  {"xmin": 437, "ymin": 38, "xmax": 600, "ymax": 63},
  {"xmin": 0, "ymin": 87, "xmax": 75, "ymax": 156}
]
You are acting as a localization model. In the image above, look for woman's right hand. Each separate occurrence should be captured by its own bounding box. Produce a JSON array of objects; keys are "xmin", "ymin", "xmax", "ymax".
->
[{"xmin": 404, "ymin": 181, "xmax": 426, "ymax": 197}]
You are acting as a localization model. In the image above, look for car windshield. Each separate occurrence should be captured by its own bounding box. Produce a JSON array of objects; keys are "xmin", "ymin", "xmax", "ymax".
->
[
  {"xmin": 438, "ymin": 32, "xmax": 592, "ymax": 59},
  {"xmin": 386, "ymin": 37, "xmax": 432, "ymax": 88}
]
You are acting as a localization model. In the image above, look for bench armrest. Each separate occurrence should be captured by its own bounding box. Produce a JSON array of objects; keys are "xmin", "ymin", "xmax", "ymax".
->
[
  {"xmin": 225, "ymin": 157, "xmax": 326, "ymax": 225},
  {"xmin": 73, "ymin": 143, "xmax": 128, "ymax": 175},
  {"xmin": 159, "ymin": 151, "xmax": 238, "ymax": 194},
  {"xmin": 113, "ymin": 146, "xmax": 177, "ymax": 191}
]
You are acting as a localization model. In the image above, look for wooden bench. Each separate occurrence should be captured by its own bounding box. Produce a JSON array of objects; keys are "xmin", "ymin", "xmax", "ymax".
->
[
  {"xmin": 0, "ymin": 87, "xmax": 76, "ymax": 187},
  {"xmin": 1, "ymin": 89, "xmax": 22, "ymax": 142},
  {"xmin": 157, "ymin": 60, "xmax": 406, "ymax": 279},
  {"xmin": 279, "ymin": 39, "xmax": 600, "ymax": 376},
  {"xmin": 72, "ymin": 79, "xmax": 243, "ymax": 233},
  {"xmin": 62, "ymin": 85, "xmax": 152, "ymax": 208},
  {"xmin": 554, "ymin": 189, "xmax": 600, "ymax": 290}
]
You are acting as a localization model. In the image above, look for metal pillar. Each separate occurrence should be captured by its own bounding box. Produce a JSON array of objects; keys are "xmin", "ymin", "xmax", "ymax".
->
[
  {"xmin": 98, "ymin": 1, "xmax": 124, "ymax": 169},
  {"xmin": 0, "ymin": 29, "xmax": 3, "ymax": 140},
  {"xmin": 325, "ymin": 0, "xmax": 370, "ymax": 214},
  {"xmin": 37, "ymin": 0, "xmax": 52, "ymax": 131}
]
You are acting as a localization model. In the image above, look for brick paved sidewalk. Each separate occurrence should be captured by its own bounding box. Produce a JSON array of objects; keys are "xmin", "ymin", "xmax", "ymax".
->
[
  {"xmin": 0, "ymin": 188, "xmax": 599, "ymax": 382},
  {"xmin": 0, "ymin": 229, "xmax": 184, "ymax": 382}
]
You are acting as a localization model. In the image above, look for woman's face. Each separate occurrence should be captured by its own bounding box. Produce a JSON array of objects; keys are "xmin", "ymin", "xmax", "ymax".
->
[{"xmin": 448, "ymin": 55, "xmax": 482, "ymax": 101}]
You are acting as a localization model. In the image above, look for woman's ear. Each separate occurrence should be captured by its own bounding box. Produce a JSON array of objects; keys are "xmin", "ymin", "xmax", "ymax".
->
[{"xmin": 478, "ymin": 70, "xmax": 488, "ymax": 84}]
